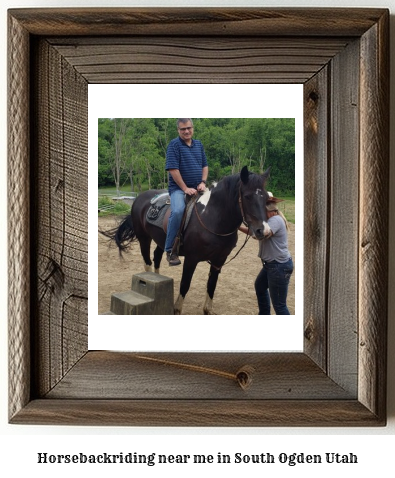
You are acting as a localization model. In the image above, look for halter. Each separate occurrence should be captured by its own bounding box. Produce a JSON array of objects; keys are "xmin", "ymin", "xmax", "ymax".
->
[{"xmin": 238, "ymin": 185, "xmax": 249, "ymax": 228}]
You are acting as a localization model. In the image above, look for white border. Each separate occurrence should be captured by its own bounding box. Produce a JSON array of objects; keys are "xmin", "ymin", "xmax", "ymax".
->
[{"xmin": 88, "ymin": 84, "xmax": 304, "ymax": 351}]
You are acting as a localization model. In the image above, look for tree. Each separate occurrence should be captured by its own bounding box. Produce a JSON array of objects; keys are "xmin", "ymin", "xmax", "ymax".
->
[
  {"xmin": 110, "ymin": 118, "xmax": 129, "ymax": 195},
  {"xmin": 98, "ymin": 117, "xmax": 295, "ymax": 196},
  {"xmin": 98, "ymin": 118, "xmax": 115, "ymax": 186},
  {"xmin": 123, "ymin": 118, "xmax": 165, "ymax": 192}
]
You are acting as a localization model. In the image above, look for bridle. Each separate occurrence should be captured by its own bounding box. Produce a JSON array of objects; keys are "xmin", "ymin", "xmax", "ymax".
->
[
  {"xmin": 238, "ymin": 186, "xmax": 250, "ymax": 229},
  {"xmin": 193, "ymin": 184, "xmax": 249, "ymax": 237},
  {"xmin": 193, "ymin": 182, "xmax": 269, "ymax": 269},
  {"xmin": 192, "ymin": 184, "xmax": 259, "ymax": 270}
]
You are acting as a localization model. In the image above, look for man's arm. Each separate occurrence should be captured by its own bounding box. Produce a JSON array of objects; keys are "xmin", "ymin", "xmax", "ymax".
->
[
  {"xmin": 197, "ymin": 166, "xmax": 209, "ymax": 191},
  {"xmin": 168, "ymin": 169, "xmax": 197, "ymax": 196},
  {"xmin": 202, "ymin": 165, "xmax": 208, "ymax": 182}
]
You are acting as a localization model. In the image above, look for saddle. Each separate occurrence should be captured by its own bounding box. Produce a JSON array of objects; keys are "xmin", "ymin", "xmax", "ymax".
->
[
  {"xmin": 146, "ymin": 192, "xmax": 197, "ymax": 251},
  {"xmin": 146, "ymin": 191, "xmax": 170, "ymax": 228}
]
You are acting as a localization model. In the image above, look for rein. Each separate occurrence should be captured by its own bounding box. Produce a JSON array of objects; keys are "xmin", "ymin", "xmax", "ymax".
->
[
  {"xmin": 222, "ymin": 230, "xmax": 252, "ymax": 267},
  {"xmin": 207, "ymin": 227, "xmax": 252, "ymax": 271},
  {"xmin": 192, "ymin": 184, "xmax": 252, "ymax": 270}
]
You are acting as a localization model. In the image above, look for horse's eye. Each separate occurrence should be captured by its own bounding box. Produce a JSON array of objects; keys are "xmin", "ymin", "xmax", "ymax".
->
[{"xmin": 243, "ymin": 194, "xmax": 253, "ymax": 201}]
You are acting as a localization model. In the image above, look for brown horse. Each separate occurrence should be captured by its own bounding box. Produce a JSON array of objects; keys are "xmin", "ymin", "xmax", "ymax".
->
[{"xmin": 101, "ymin": 166, "xmax": 270, "ymax": 314}]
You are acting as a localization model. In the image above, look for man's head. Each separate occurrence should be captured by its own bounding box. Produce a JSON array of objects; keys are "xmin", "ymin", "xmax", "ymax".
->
[{"xmin": 177, "ymin": 118, "xmax": 194, "ymax": 145}]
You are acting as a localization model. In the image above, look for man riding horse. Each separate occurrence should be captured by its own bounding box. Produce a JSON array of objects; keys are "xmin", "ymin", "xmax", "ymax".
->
[{"xmin": 165, "ymin": 118, "xmax": 208, "ymax": 266}]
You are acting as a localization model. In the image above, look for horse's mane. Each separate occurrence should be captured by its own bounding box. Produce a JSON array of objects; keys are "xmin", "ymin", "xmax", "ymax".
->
[
  {"xmin": 212, "ymin": 173, "xmax": 238, "ymax": 196},
  {"xmin": 210, "ymin": 171, "xmax": 264, "ymax": 202}
]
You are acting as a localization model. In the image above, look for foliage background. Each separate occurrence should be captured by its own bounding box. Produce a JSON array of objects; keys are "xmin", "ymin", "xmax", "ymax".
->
[{"xmin": 98, "ymin": 118, "xmax": 295, "ymax": 197}]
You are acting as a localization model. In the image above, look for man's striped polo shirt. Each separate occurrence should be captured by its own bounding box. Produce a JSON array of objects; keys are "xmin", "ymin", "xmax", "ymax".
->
[{"xmin": 166, "ymin": 136, "xmax": 208, "ymax": 193}]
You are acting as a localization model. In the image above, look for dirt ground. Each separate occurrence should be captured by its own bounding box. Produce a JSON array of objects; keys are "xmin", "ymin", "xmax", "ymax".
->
[{"xmin": 98, "ymin": 216, "xmax": 295, "ymax": 315}]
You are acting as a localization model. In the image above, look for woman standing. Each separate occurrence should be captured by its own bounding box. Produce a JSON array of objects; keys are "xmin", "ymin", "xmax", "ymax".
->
[{"xmin": 240, "ymin": 194, "xmax": 294, "ymax": 315}]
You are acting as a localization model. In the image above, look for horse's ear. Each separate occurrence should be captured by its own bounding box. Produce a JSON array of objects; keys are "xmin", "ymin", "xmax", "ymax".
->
[
  {"xmin": 240, "ymin": 165, "xmax": 249, "ymax": 184},
  {"xmin": 262, "ymin": 167, "xmax": 271, "ymax": 185}
]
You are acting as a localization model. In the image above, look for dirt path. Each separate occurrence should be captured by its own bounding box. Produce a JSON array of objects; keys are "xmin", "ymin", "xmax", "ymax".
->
[{"xmin": 98, "ymin": 216, "xmax": 295, "ymax": 315}]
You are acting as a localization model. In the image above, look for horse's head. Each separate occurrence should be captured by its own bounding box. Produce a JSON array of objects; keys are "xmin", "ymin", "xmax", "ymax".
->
[{"xmin": 239, "ymin": 165, "xmax": 270, "ymax": 240}]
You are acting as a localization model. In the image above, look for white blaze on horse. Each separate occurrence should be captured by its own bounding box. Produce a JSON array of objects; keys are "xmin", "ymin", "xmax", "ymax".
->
[{"xmin": 101, "ymin": 166, "xmax": 270, "ymax": 314}]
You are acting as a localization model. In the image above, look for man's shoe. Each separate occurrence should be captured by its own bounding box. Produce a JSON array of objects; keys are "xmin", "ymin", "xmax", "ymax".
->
[{"xmin": 166, "ymin": 252, "xmax": 181, "ymax": 266}]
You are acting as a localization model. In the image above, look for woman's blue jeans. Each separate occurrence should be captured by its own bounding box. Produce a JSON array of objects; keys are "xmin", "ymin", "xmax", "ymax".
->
[
  {"xmin": 255, "ymin": 258, "xmax": 294, "ymax": 315},
  {"xmin": 164, "ymin": 189, "xmax": 186, "ymax": 253}
]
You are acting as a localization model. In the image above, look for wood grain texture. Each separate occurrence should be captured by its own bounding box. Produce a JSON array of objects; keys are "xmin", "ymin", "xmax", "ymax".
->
[
  {"xmin": 358, "ymin": 12, "xmax": 389, "ymax": 418},
  {"xmin": 7, "ymin": 8, "xmax": 389, "ymax": 426},
  {"xmin": 46, "ymin": 352, "xmax": 354, "ymax": 400},
  {"xmin": 30, "ymin": 39, "xmax": 88, "ymax": 397},
  {"xmin": 49, "ymin": 37, "xmax": 350, "ymax": 84},
  {"xmin": 8, "ymin": 7, "xmax": 387, "ymax": 37},
  {"xmin": 327, "ymin": 39, "xmax": 360, "ymax": 396},
  {"xmin": 11, "ymin": 399, "xmax": 383, "ymax": 427},
  {"xmin": 303, "ymin": 68, "xmax": 329, "ymax": 370},
  {"xmin": 7, "ymin": 13, "xmax": 31, "ymax": 421}
]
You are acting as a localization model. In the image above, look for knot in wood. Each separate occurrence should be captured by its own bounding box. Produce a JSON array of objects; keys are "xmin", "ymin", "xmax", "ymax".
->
[{"xmin": 236, "ymin": 365, "xmax": 255, "ymax": 390}]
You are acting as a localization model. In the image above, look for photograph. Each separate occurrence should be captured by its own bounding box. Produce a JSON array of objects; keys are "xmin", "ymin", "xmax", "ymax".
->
[
  {"xmin": 97, "ymin": 117, "xmax": 296, "ymax": 317},
  {"xmin": 88, "ymin": 84, "xmax": 303, "ymax": 351}
]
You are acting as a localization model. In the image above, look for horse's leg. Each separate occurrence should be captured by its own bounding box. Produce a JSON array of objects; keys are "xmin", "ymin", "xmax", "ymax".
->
[
  {"xmin": 153, "ymin": 246, "xmax": 164, "ymax": 274},
  {"xmin": 174, "ymin": 259, "xmax": 197, "ymax": 315},
  {"xmin": 203, "ymin": 265, "xmax": 222, "ymax": 315},
  {"xmin": 138, "ymin": 235, "xmax": 153, "ymax": 271}
]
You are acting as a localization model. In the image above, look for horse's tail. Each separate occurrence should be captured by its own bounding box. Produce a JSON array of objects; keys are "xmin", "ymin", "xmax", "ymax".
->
[{"xmin": 99, "ymin": 215, "xmax": 137, "ymax": 255}]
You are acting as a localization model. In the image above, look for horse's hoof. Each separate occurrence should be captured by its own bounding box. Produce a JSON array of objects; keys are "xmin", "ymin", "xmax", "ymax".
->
[
  {"xmin": 174, "ymin": 295, "xmax": 184, "ymax": 315},
  {"xmin": 203, "ymin": 309, "xmax": 217, "ymax": 315}
]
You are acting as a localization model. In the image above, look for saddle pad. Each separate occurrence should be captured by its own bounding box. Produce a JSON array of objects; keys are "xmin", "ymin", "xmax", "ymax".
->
[{"xmin": 146, "ymin": 194, "xmax": 195, "ymax": 232}]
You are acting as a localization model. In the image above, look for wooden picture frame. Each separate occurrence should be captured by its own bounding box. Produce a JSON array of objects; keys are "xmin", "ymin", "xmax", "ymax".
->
[{"xmin": 8, "ymin": 8, "xmax": 389, "ymax": 426}]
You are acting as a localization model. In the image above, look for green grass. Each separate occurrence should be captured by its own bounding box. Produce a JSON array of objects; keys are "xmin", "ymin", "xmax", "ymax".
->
[
  {"xmin": 277, "ymin": 197, "xmax": 295, "ymax": 224},
  {"xmin": 98, "ymin": 196, "xmax": 131, "ymax": 216},
  {"xmin": 98, "ymin": 183, "xmax": 150, "ymax": 196}
]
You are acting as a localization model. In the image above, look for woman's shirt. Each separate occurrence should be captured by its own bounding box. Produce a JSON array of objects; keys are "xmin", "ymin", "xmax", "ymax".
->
[{"xmin": 258, "ymin": 215, "xmax": 291, "ymax": 263}]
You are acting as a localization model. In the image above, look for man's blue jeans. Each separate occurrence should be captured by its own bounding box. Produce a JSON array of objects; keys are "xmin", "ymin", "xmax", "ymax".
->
[
  {"xmin": 164, "ymin": 189, "xmax": 185, "ymax": 253},
  {"xmin": 254, "ymin": 258, "xmax": 294, "ymax": 315}
]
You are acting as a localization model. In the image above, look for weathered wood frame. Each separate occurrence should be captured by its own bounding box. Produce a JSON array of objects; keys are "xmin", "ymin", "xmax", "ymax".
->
[{"xmin": 8, "ymin": 8, "xmax": 389, "ymax": 426}]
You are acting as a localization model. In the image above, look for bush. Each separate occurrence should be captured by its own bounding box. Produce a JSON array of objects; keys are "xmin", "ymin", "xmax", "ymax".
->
[{"xmin": 98, "ymin": 196, "xmax": 131, "ymax": 216}]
